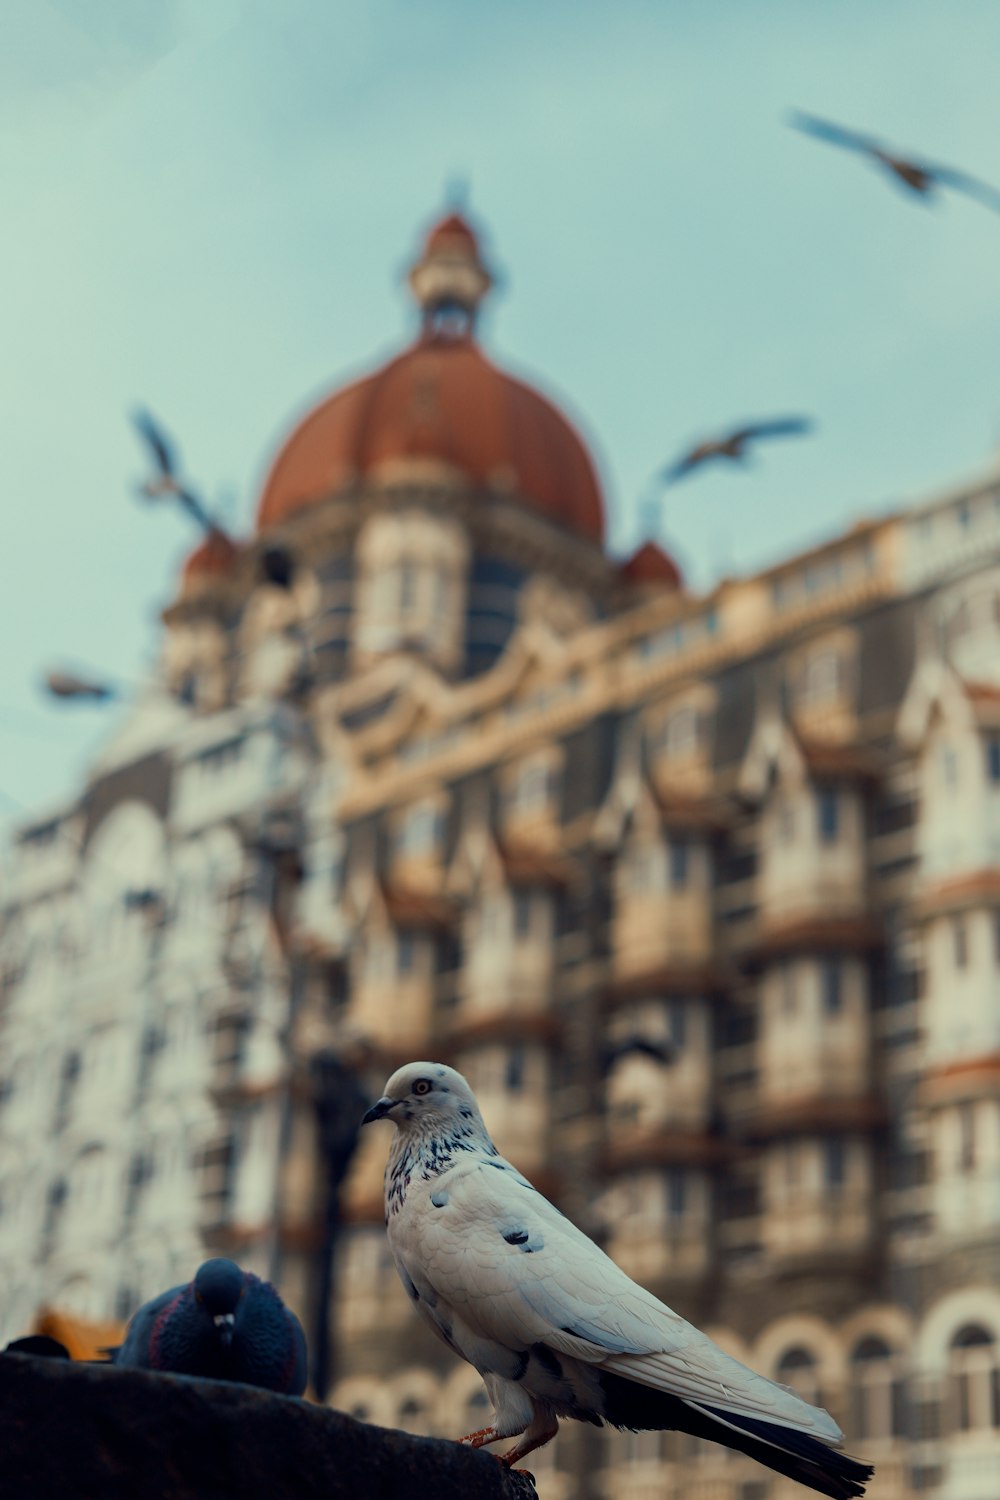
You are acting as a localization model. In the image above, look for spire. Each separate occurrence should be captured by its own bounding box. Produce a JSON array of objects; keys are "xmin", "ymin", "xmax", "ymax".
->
[{"xmin": 408, "ymin": 208, "xmax": 493, "ymax": 338}]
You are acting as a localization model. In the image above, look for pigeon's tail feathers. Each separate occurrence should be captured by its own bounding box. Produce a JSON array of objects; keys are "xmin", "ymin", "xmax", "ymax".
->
[
  {"xmin": 598, "ymin": 1371, "xmax": 872, "ymax": 1500},
  {"xmin": 692, "ymin": 1402, "xmax": 873, "ymax": 1499}
]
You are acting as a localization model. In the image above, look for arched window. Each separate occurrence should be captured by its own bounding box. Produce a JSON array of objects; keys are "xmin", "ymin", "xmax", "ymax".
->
[
  {"xmin": 949, "ymin": 1325, "xmax": 1000, "ymax": 1433},
  {"xmin": 397, "ymin": 1393, "xmax": 434, "ymax": 1438},
  {"xmin": 776, "ymin": 1346, "xmax": 821, "ymax": 1408},
  {"xmin": 850, "ymin": 1336, "xmax": 905, "ymax": 1443}
]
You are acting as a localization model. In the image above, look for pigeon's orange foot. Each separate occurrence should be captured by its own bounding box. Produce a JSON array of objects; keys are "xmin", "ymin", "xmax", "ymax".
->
[
  {"xmin": 498, "ymin": 1416, "xmax": 558, "ymax": 1469},
  {"xmin": 459, "ymin": 1426, "xmax": 499, "ymax": 1449}
]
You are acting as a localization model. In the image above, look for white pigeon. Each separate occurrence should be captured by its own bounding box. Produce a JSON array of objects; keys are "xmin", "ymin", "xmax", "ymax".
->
[{"xmin": 362, "ymin": 1062, "xmax": 873, "ymax": 1498}]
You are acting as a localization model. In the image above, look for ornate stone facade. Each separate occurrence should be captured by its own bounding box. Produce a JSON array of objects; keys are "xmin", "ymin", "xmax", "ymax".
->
[{"xmin": 2, "ymin": 211, "xmax": 999, "ymax": 1500}]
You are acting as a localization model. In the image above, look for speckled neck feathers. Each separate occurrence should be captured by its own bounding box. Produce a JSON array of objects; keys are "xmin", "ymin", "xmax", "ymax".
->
[{"xmin": 385, "ymin": 1107, "xmax": 498, "ymax": 1219}]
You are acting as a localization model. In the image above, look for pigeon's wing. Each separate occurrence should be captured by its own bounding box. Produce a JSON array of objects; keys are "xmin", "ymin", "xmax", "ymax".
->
[
  {"xmin": 131, "ymin": 409, "xmax": 175, "ymax": 476},
  {"xmin": 406, "ymin": 1161, "xmax": 840, "ymax": 1441},
  {"xmin": 930, "ymin": 163, "xmax": 1000, "ymax": 214},
  {"xmin": 113, "ymin": 1284, "xmax": 184, "ymax": 1367},
  {"xmin": 732, "ymin": 416, "xmax": 813, "ymax": 443},
  {"xmin": 788, "ymin": 112, "xmax": 882, "ymax": 159}
]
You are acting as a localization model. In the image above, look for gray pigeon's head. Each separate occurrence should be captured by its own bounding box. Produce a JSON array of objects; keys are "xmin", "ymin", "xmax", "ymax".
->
[
  {"xmin": 361, "ymin": 1061, "xmax": 483, "ymax": 1133},
  {"xmin": 193, "ymin": 1258, "xmax": 245, "ymax": 1316}
]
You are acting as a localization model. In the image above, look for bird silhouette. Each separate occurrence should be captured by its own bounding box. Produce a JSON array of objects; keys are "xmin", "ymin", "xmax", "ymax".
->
[
  {"xmin": 600, "ymin": 1036, "xmax": 673, "ymax": 1075},
  {"xmin": 131, "ymin": 408, "xmax": 226, "ymax": 539},
  {"xmin": 44, "ymin": 670, "xmax": 115, "ymax": 702},
  {"xmin": 660, "ymin": 417, "xmax": 813, "ymax": 486},
  {"xmin": 112, "ymin": 1259, "xmax": 308, "ymax": 1395},
  {"xmin": 789, "ymin": 112, "xmax": 1000, "ymax": 214}
]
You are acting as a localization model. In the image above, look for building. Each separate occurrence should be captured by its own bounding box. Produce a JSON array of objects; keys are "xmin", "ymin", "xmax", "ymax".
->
[{"xmin": 1, "ymin": 208, "xmax": 1000, "ymax": 1500}]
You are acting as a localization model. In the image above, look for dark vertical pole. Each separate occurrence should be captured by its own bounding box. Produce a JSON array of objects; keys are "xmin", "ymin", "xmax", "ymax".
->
[{"xmin": 310, "ymin": 1051, "xmax": 368, "ymax": 1401}]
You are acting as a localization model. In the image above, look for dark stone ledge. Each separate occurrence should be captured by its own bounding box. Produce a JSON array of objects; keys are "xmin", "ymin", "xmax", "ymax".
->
[{"xmin": 0, "ymin": 1353, "xmax": 535, "ymax": 1500}]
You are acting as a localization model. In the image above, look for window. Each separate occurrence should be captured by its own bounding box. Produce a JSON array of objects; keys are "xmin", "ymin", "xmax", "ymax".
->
[
  {"xmin": 783, "ymin": 1142, "xmax": 800, "ymax": 1190},
  {"xmin": 817, "ymin": 788, "xmax": 840, "ymax": 843},
  {"xmin": 397, "ymin": 805, "xmax": 442, "ymax": 857},
  {"xmin": 508, "ymin": 761, "xmax": 555, "ymax": 816},
  {"xmin": 666, "ymin": 1170, "xmax": 687, "ymax": 1222},
  {"xmin": 666, "ymin": 1000, "xmax": 687, "ymax": 1051},
  {"xmin": 398, "ymin": 1395, "xmax": 433, "ymax": 1438},
  {"xmin": 986, "ymin": 738, "xmax": 1000, "ymax": 784},
  {"xmin": 659, "ymin": 706, "xmax": 700, "ymax": 759},
  {"xmin": 627, "ymin": 843, "xmax": 663, "ymax": 892},
  {"xmin": 776, "ymin": 1347, "xmax": 820, "ymax": 1407},
  {"xmin": 398, "ymin": 561, "xmax": 418, "ymax": 614},
  {"xmin": 949, "ymin": 1325, "xmax": 1000, "ymax": 1433},
  {"xmin": 115, "ymin": 1285, "xmax": 136, "ymax": 1322},
  {"xmin": 941, "ymin": 747, "xmax": 958, "ymax": 788},
  {"xmin": 850, "ymin": 1337, "xmax": 904, "ymax": 1443},
  {"xmin": 781, "ymin": 962, "xmax": 798, "ymax": 1016},
  {"xmin": 512, "ymin": 891, "xmax": 535, "ymax": 940},
  {"xmin": 799, "ymin": 651, "xmax": 844, "ymax": 706},
  {"xmin": 669, "ymin": 839, "xmax": 690, "ymax": 888},
  {"xmin": 952, "ymin": 916, "xmax": 968, "ymax": 970},
  {"xmin": 823, "ymin": 1137, "xmax": 847, "ymax": 1190},
  {"xmin": 396, "ymin": 931, "xmax": 416, "ymax": 976},
  {"xmin": 54, "ymin": 1052, "xmax": 81, "ymax": 1133},
  {"xmin": 958, "ymin": 1103, "xmax": 976, "ymax": 1173},
  {"xmin": 820, "ymin": 958, "xmax": 843, "ymax": 1015},
  {"xmin": 505, "ymin": 1046, "xmax": 525, "ymax": 1093}
]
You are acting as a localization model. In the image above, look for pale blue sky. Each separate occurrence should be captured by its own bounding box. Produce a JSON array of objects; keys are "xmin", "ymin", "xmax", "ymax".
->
[{"xmin": 3, "ymin": 0, "xmax": 1000, "ymax": 816}]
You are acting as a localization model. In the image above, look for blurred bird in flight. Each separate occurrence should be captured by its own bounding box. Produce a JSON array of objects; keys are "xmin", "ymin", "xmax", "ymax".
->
[
  {"xmin": 789, "ymin": 112, "xmax": 1000, "ymax": 214},
  {"xmin": 660, "ymin": 417, "xmax": 814, "ymax": 486},
  {"xmin": 131, "ymin": 408, "xmax": 227, "ymax": 539},
  {"xmin": 44, "ymin": 670, "xmax": 116, "ymax": 703}
]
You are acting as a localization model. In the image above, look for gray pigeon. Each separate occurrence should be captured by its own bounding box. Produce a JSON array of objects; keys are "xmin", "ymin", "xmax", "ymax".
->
[
  {"xmin": 362, "ymin": 1063, "xmax": 872, "ymax": 1498},
  {"xmin": 113, "ymin": 1258, "xmax": 308, "ymax": 1395}
]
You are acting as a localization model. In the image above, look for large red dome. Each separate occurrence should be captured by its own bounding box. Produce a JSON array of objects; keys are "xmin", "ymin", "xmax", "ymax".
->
[{"xmin": 256, "ymin": 213, "xmax": 605, "ymax": 544}]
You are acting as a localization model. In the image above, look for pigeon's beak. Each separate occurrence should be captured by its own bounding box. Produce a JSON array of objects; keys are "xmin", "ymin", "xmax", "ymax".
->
[
  {"xmin": 361, "ymin": 1095, "xmax": 398, "ymax": 1126},
  {"xmin": 213, "ymin": 1313, "xmax": 235, "ymax": 1348}
]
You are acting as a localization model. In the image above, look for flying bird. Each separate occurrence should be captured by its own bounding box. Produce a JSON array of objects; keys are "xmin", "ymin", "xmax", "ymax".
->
[
  {"xmin": 789, "ymin": 112, "xmax": 1000, "ymax": 214},
  {"xmin": 130, "ymin": 408, "xmax": 224, "ymax": 538},
  {"xmin": 660, "ymin": 417, "xmax": 813, "ymax": 485},
  {"xmin": 112, "ymin": 1258, "xmax": 308, "ymax": 1395},
  {"xmin": 362, "ymin": 1062, "xmax": 872, "ymax": 1496},
  {"xmin": 600, "ymin": 1036, "xmax": 673, "ymax": 1075},
  {"xmin": 44, "ymin": 669, "xmax": 115, "ymax": 702}
]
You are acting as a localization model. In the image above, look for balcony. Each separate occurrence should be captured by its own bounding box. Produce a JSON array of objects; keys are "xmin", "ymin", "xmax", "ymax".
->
[
  {"xmin": 610, "ymin": 891, "xmax": 714, "ymax": 986},
  {"xmin": 744, "ymin": 1089, "xmax": 884, "ymax": 1141},
  {"xmin": 747, "ymin": 913, "xmax": 882, "ymax": 963},
  {"xmin": 760, "ymin": 1192, "xmax": 876, "ymax": 1271},
  {"xmin": 601, "ymin": 1127, "xmax": 727, "ymax": 1175}
]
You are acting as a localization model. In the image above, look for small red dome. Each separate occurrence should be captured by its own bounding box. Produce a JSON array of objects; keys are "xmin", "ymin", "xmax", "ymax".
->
[
  {"xmin": 620, "ymin": 540, "xmax": 683, "ymax": 589},
  {"xmin": 181, "ymin": 529, "xmax": 239, "ymax": 585},
  {"xmin": 257, "ymin": 335, "xmax": 605, "ymax": 543},
  {"xmin": 424, "ymin": 211, "xmax": 480, "ymax": 255}
]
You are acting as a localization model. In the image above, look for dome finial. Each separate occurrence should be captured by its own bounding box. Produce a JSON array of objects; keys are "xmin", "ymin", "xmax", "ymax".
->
[{"xmin": 408, "ymin": 206, "xmax": 493, "ymax": 337}]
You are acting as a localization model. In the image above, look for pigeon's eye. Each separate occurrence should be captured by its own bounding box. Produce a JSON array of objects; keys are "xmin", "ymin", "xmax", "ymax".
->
[{"xmin": 412, "ymin": 1078, "xmax": 432, "ymax": 1096}]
